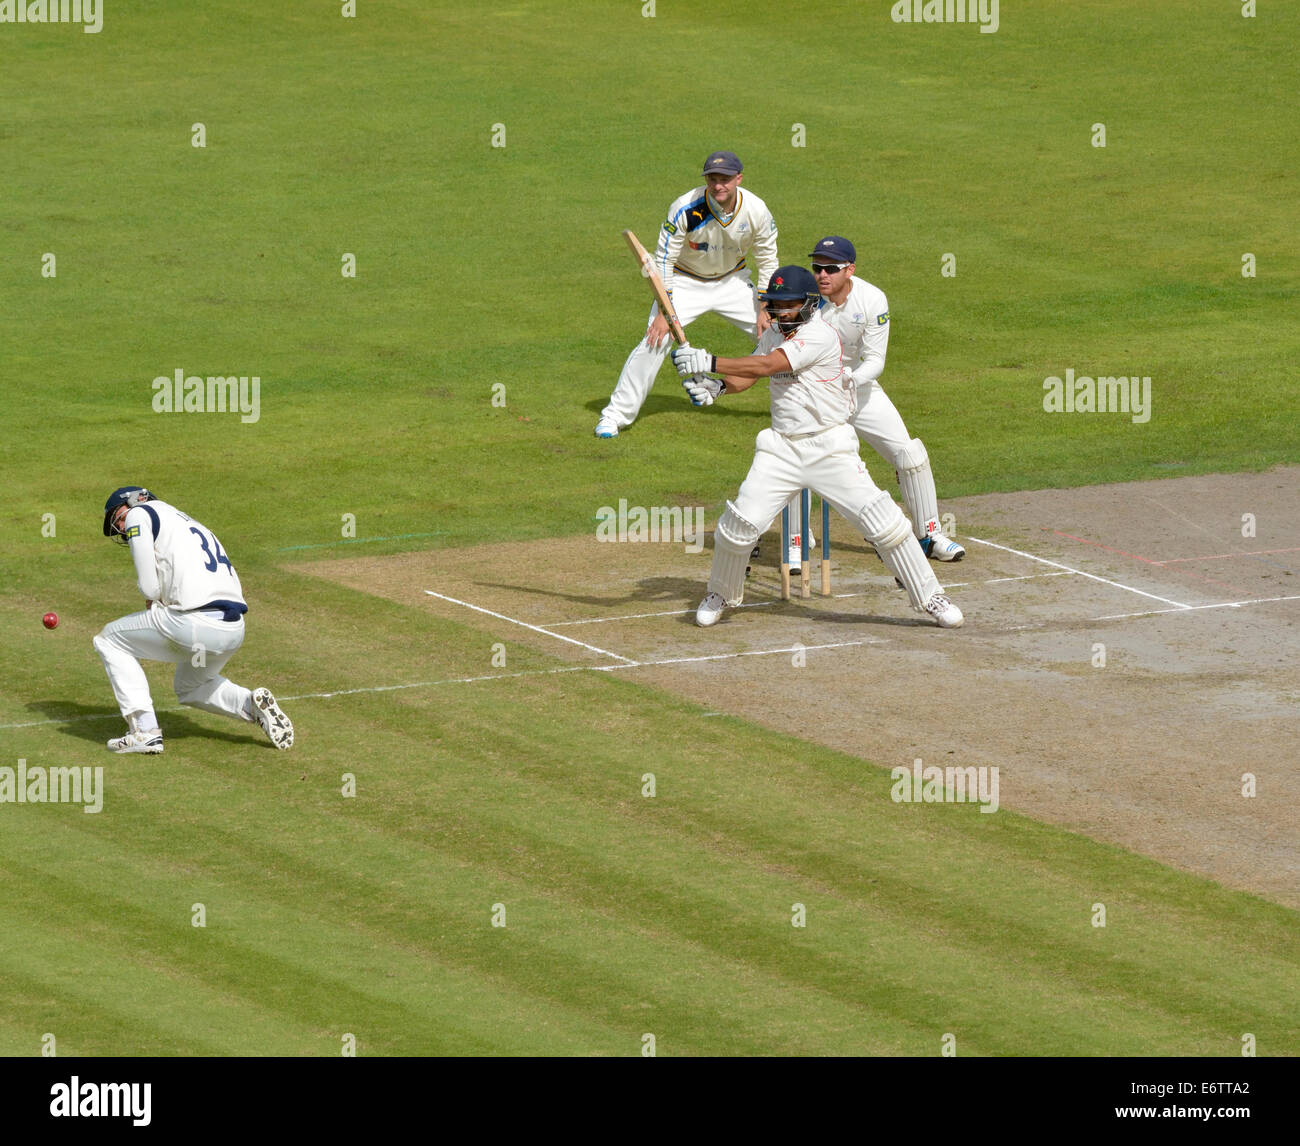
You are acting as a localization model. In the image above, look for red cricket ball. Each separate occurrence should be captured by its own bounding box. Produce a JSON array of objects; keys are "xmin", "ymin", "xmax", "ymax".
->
[{"xmin": 43, "ymin": 612, "xmax": 59, "ymax": 629}]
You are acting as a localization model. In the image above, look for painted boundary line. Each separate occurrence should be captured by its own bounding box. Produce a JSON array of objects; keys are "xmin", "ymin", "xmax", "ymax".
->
[{"xmin": 965, "ymin": 536, "xmax": 1193, "ymax": 609}]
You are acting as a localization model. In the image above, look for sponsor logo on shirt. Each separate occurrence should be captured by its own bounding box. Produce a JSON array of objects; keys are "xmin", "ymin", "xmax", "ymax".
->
[{"xmin": 877, "ymin": 311, "xmax": 890, "ymax": 325}]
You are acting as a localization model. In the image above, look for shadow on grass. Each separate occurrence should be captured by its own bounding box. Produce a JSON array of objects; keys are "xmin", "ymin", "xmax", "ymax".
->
[
  {"xmin": 27, "ymin": 700, "xmax": 268, "ymax": 749},
  {"xmin": 582, "ymin": 391, "xmax": 770, "ymax": 424}
]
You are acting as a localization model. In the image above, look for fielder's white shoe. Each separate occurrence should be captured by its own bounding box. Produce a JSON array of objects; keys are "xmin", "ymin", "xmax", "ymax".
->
[
  {"xmin": 922, "ymin": 534, "xmax": 965, "ymax": 562},
  {"xmin": 594, "ymin": 418, "xmax": 619, "ymax": 439},
  {"xmin": 107, "ymin": 729, "xmax": 164, "ymax": 754},
  {"xmin": 921, "ymin": 592, "xmax": 964, "ymax": 628},
  {"xmin": 253, "ymin": 687, "xmax": 294, "ymax": 749},
  {"xmin": 696, "ymin": 592, "xmax": 726, "ymax": 627}
]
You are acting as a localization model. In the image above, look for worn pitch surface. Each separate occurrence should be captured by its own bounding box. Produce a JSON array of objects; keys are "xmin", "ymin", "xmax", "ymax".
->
[{"xmin": 301, "ymin": 468, "xmax": 1300, "ymax": 908}]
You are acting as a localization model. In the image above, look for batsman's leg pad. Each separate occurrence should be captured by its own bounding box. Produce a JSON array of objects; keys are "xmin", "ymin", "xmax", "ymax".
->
[
  {"xmin": 894, "ymin": 437, "xmax": 941, "ymax": 540},
  {"xmin": 859, "ymin": 489, "xmax": 941, "ymax": 608},
  {"xmin": 708, "ymin": 501, "xmax": 761, "ymax": 605}
]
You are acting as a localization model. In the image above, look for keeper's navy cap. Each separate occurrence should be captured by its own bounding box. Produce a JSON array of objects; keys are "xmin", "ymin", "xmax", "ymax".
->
[
  {"xmin": 703, "ymin": 150, "xmax": 743, "ymax": 175},
  {"xmin": 808, "ymin": 236, "xmax": 857, "ymax": 264}
]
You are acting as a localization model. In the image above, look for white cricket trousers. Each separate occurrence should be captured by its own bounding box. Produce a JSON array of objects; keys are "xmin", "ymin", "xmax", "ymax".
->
[
  {"xmin": 733, "ymin": 423, "xmax": 902, "ymax": 539},
  {"xmin": 602, "ymin": 270, "xmax": 759, "ymax": 427},
  {"xmin": 94, "ymin": 605, "xmax": 255, "ymax": 732},
  {"xmin": 850, "ymin": 380, "xmax": 912, "ymax": 464}
]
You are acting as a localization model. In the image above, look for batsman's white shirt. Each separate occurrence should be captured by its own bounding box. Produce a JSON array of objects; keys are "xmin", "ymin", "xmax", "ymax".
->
[
  {"xmin": 656, "ymin": 187, "xmax": 779, "ymax": 295},
  {"xmin": 121, "ymin": 499, "xmax": 247, "ymax": 611},
  {"xmin": 756, "ymin": 313, "xmax": 853, "ymax": 436}
]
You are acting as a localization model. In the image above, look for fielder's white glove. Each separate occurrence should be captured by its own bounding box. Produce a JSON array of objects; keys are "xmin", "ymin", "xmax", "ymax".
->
[
  {"xmin": 671, "ymin": 345, "xmax": 716, "ymax": 378},
  {"xmin": 682, "ymin": 375, "xmax": 724, "ymax": 406}
]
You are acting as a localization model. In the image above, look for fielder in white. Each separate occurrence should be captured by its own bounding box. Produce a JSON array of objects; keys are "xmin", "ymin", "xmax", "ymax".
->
[
  {"xmin": 596, "ymin": 150, "xmax": 779, "ymax": 437},
  {"xmin": 809, "ymin": 235, "xmax": 965, "ymax": 561},
  {"xmin": 94, "ymin": 486, "xmax": 294, "ymax": 754},
  {"xmin": 670, "ymin": 267, "xmax": 963, "ymax": 629}
]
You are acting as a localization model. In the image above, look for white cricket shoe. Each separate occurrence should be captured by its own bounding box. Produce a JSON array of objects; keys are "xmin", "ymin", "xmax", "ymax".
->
[
  {"xmin": 594, "ymin": 418, "xmax": 619, "ymax": 439},
  {"xmin": 107, "ymin": 729, "xmax": 164, "ymax": 754},
  {"xmin": 786, "ymin": 531, "xmax": 815, "ymax": 568},
  {"xmin": 921, "ymin": 592, "xmax": 964, "ymax": 628},
  {"xmin": 922, "ymin": 534, "xmax": 965, "ymax": 562},
  {"xmin": 253, "ymin": 687, "xmax": 294, "ymax": 749},
  {"xmin": 696, "ymin": 592, "xmax": 726, "ymax": 627}
]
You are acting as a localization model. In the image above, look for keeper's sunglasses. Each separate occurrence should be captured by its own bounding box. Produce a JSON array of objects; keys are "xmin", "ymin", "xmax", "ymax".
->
[{"xmin": 812, "ymin": 262, "xmax": 849, "ymax": 275}]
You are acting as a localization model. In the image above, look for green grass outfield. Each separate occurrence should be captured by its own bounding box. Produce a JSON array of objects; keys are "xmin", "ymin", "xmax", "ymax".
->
[{"xmin": 1, "ymin": 1, "xmax": 1297, "ymax": 1055}]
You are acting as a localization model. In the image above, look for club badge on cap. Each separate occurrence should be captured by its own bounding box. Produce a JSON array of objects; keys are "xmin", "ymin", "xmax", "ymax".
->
[
  {"xmin": 808, "ymin": 235, "xmax": 856, "ymax": 263},
  {"xmin": 702, "ymin": 150, "xmax": 743, "ymax": 175}
]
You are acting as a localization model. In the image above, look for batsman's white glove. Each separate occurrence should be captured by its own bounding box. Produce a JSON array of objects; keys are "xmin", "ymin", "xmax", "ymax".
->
[
  {"xmin": 682, "ymin": 375, "xmax": 724, "ymax": 406},
  {"xmin": 671, "ymin": 345, "xmax": 716, "ymax": 378}
]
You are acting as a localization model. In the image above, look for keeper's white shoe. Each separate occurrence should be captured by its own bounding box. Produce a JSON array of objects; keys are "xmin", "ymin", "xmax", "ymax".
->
[
  {"xmin": 107, "ymin": 730, "xmax": 164, "ymax": 754},
  {"xmin": 253, "ymin": 688, "xmax": 294, "ymax": 750},
  {"xmin": 696, "ymin": 592, "xmax": 726, "ymax": 627},
  {"xmin": 594, "ymin": 418, "xmax": 619, "ymax": 439},
  {"xmin": 922, "ymin": 533, "xmax": 965, "ymax": 561},
  {"xmin": 921, "ymin": 593, "xmax": 964, "ymax": 628}
]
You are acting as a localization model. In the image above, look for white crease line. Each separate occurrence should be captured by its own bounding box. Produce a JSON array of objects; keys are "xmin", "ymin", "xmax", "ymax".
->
[
  {"xmin": 1, "ymin": 641, "xmax": 885, "ymax": 731},
  {"xmin": 615, "ymin": 639, "xmax": 886, "ymax": 668},
  {"xmin": 424, "ymin": 589, "xmax": 637, "ymax": 663},
  {"xmin": 830, "ymin": 570, "xmax": 1076, "ymax": 598},
  {"xmin": 1093, "ymin": 594, "xmax": 1300, "ymax": 621},
  {"xmin": 980, "ymin": 571, "xmax": 1077, "ymax": 585},
  {"xmin": 547, "ymin": 600, "xmax": 779, "ymax": 627},
  {"xmin": 965, "ymin": 536, "xmax": 1192, "ymax": 609},
  {"xmin": 552, "ymin": 572, "xmax": 1076, "ymax": 625}
]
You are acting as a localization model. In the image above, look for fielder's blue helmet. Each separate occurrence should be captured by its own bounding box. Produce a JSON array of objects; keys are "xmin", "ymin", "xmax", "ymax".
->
[{"xmin": 103, "ymin": 486, "xmax": 154, "ymax": 537}]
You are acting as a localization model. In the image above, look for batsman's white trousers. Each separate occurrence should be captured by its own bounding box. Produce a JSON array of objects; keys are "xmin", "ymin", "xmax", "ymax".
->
[
  {"xmin": 602, "ymin": 270, "xmax": 759, "ymax": 428},
  {"xmin": 719, "ymin": 422, "xmax": 940, "ymax": 596},
  {"xmin": 94, "ymin": 605, "xmax": 254, "ymax": 732}
]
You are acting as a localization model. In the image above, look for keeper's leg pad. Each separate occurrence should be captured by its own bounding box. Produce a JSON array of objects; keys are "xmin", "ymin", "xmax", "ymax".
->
[
  {"xmin": 708, "ymin": 501, "xmax": 762, "ymax": 605},
  {"xmin": 859, "ymin": 489, "xmax": 941, "ymax": 608},
  {"xmin": 894, "ymin": 437, "xmax": 941, "ymax": 540}
]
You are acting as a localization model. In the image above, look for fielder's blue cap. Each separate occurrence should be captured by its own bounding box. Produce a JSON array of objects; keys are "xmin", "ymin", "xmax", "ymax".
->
[
  {"xmin": 703, "ymin": 150, "xmax": 743, "ymax": 175},
  {"xmin": 808, "ymin": 236, "xmax": 856, "ymax": 263}
]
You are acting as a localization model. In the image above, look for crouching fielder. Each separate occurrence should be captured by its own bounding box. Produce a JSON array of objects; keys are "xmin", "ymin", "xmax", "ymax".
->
[
  {"xmin": 94, "ymin": 486, "xmax": 294, "ymax": 754},
  {"xmin": 671, "ymin": 267, "xmax": 962, "ymax": 629}
]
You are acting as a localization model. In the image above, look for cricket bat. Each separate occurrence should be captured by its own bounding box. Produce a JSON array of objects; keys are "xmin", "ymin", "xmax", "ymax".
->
[{"xmin": 622, "ymin": 229, "xmax": 687, "ymax": 345}]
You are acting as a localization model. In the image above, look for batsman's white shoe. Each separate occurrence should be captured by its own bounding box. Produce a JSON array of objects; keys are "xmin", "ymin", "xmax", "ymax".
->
[
  {"xmin": 786, "ymin": 532, "xmax": 815, "ymax": 568},
  {"xmin": 921, "ymin": 592, "xmax": 964, "ymax": 628},
  {"xmin": 253, "ymin": 687, "xmax": 294, "ymax": 750},
  {"xmin": 921, "ymin": 533, "xmax": 965, "ymax": 562},
  {"xmin": 107, "ymin": 730, "xmax": 164, "ymax": 754},
  {"xmin": 594, "ymin": 418, "xmax": 619, "ymax": 439},
  {"xmin": 696, "ymin": 592, "xmax": 726, "ymax": 627}
]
